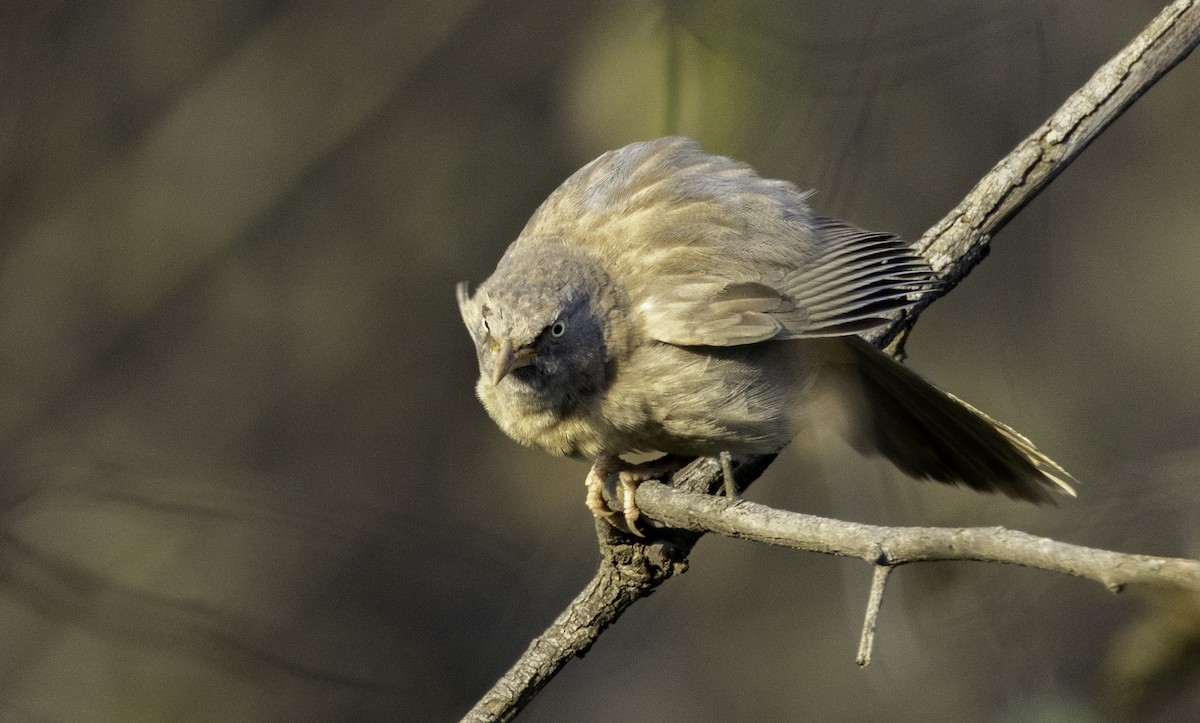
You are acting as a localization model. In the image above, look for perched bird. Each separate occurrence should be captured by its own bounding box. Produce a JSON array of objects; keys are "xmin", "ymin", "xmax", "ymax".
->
[{"xmin": 457, "ymin": 137, "xmax": 1074, "ymax": 534}]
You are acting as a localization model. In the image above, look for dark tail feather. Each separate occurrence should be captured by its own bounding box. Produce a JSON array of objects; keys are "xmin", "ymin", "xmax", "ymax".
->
[{"xmin": 820, "ymin": 337, "xmax": 1076, "ymax": 503}]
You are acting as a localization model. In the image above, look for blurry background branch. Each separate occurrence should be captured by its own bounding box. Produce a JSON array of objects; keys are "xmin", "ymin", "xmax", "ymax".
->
[{"xmin": 463, "ymin": 2, "xmax": 1200, "ymax": 720}]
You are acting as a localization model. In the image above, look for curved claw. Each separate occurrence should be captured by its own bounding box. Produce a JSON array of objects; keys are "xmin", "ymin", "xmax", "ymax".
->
[
  {"xmin": 617, "ymin": 472, "xmax": 645, "ymax": 537},
  {"xmin": 584, "ymin": 456, "xmax": 621, "ymax": 528},
  {"xmin": 583, "ymin": 455, "xmax": 689, "ymax": 536}
]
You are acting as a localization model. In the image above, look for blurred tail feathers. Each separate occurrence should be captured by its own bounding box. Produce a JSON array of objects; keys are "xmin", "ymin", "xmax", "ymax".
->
[{"xmin": 818, "ymin": 337, "xmax": 1076, "ymax": 503}]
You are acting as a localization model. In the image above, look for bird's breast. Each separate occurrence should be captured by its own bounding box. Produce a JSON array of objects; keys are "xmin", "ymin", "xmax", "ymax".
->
[{"xmin": 476, "ymin": 377, "xmax": 611, "ymax": 458}]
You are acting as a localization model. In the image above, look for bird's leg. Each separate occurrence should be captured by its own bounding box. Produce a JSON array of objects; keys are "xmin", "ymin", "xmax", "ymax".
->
[
  {"xmin": 585, "ymin": 454, "xmax": 689, "ymax": 536},
  {"xmin": 585, "ymin": 455, "xmax": 623, "ymax": 529},
  {"xmin": 719, "ymin": 450, "xmax": 739, "ymax": 499},
  {"xmin": 616, "ymin": 470, "xmax": 644, "ymax": 536}
]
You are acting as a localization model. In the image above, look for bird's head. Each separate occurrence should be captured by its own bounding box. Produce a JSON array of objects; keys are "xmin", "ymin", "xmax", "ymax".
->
[{"xmin": 457, "ymin": 241, "xmax": 622, "ymax": 418}]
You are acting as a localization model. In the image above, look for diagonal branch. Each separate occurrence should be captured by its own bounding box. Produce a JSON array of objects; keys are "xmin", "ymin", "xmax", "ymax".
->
[
  {"xmin": 461, "ymin": 455, "xmax": 774, "ymax": 723},
  {"xmin": 872, "ymin": 0, "xmax": 1200, "ymax": 351},
  {"xmin": 461, "ymin": 2, "xmax": 1200, "ymax": 721}
]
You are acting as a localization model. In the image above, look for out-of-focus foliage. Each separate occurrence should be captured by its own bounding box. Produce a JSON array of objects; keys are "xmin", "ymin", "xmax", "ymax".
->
[{"xmin": 0, "ymin": 1, "xmax": 1197, "ymax": 721}]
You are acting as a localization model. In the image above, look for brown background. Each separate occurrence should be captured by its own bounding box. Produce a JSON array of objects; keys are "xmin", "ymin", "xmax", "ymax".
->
[{"xmin": 1, "ymin": 1, "xmax": 1197, "ymax": 721}]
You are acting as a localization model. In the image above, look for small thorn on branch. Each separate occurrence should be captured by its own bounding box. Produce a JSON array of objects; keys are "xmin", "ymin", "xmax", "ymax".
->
[{"xmin": 857, "ymin": 564, "xmax": 893, "ymax": 667}]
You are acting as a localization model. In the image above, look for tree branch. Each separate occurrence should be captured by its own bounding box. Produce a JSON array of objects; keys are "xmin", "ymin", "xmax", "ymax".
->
[
  {"xmin": 462, "ymin": 455, "xmax": 775, "ymax": 723},
  {"xmin": 873, "ymin": 0, "xmax": 1200, "ymax": 351},
  {"xmin": 462, "ymin": 3, "xmax": 1200, "ymax": 720},
  {"xmin": 635, "ymin": 482, "xmax": 1200, "ymax": 595},
  {"xmin": 460, "ymin": 523, "xmax": 689, "ymax": 722}
]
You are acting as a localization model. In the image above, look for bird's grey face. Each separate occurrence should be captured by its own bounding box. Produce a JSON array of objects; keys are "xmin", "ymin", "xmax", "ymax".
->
[{"xmin": 456, "ymin": 276, "xmax": 611, "ymax": 410}]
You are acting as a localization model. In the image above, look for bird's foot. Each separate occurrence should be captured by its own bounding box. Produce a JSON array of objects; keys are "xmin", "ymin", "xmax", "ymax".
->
[
  {"xmin": 585, "ymin": 454, "xmax": 688, "ymax": 537},
  {"xmin": 584, "ymin": 455, "xmax": 625, "ymax": 530}
]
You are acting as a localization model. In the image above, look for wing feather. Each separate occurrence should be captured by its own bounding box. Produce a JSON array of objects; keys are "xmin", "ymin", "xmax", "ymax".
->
[{"xmin": 640, "ymin": 217, "xmax": 939, "ymax": 346}]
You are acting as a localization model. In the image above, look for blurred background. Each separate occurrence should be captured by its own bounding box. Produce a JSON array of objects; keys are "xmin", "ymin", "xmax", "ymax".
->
[{"xmin": 1, "ymin": 1, "xmax": 1197, "ymax": 721}]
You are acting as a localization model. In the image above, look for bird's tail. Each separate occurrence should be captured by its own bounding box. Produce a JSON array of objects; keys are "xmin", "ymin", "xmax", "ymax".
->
[{"xmin": 815, "ymin": 337, "xmax": 1076, "ymax": 503}]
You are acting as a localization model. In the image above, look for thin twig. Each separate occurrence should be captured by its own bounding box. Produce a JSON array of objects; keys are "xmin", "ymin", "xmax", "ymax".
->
[{"xmin": 856, "ymin": 565, "xmax": 893, "ymax": 667}]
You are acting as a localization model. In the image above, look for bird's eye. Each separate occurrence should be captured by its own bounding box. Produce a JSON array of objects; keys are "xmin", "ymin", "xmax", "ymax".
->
[{"xmin": 549, "ymin": 319, "xmax": 567, "ymax": 338}]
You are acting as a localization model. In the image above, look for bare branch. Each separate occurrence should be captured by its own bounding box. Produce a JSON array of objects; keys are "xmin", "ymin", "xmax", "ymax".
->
[
  {"xmin": 462, "ymin": 3, "xmax": 1200, "ymax": 720},
  {"xmin": 635, "ymin": 482, "xmax": 1200, "ymax": 594},
  {"xmin": 461, "ymin": 455, "xmax": 775, "ymax": 723},
  {"xmin": 873, "ymin": 0, "xmax": 1200, "ymax": 350},
  {"xmin": 461, "ymin": 522, "xmax": 691, "ymax": 723}
]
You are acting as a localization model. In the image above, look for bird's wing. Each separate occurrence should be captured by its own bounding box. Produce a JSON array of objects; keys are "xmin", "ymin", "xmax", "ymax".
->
[
  {"xmin": 637, "ymin": 277, "xmax": 802, "ymax": 347},
  {"xmin": 639, "ymin": 218, "xmax": 937, "ymax": 347},
  {"xmin": 513, "ymin": 137, "xmax": 938, "ymax": 347}
]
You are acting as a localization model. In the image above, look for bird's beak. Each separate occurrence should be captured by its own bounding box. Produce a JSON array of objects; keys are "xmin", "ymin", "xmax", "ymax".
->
[{"xmin": 491, "ymin": 338, "xmax": 536, "ymax": 386}]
